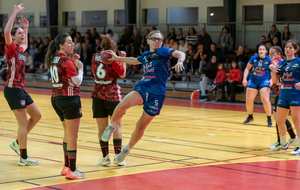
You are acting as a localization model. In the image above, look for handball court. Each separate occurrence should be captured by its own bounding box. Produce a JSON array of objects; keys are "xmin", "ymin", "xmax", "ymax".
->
[{"xmin": 1, "ymin": 86, "xmax": 300, "ymax": 190}]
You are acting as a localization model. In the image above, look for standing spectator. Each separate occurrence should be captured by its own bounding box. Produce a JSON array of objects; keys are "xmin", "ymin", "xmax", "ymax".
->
[
  {"xmin": 94, "ymin": 37, "xmax": 102, "ymax": 53},
  {"xmin": 178, "ymin": 38, "xmax": 188, "ymax": 53},
  {"xmin": 80, "ymin": 42, "xmax": 93, "ymax": 75},
  {"xmin": 194, "ymin": 44, "xmax": 208, "ymax": 75},
  {"xmin": 272, "ymin": 37, "xmax": 281, "ymax": 48},
  {"xmin": 210, "ymin": 63, "xmax": 227, "ymax": 101},
  {"xmin": 268, "ymin": 25, "xmax": 281, "ymax": 42},
  {"xmin": 185, "ymin": 27, "xmax": 198, "ymax": 45},
  {"xmin": 281, "ymin": 26, "xmax": 293, "ymax": 48},
  {"xmin": 126, "ymin": 28, "xmax": 142, "ymax": 57},
  {"xmin": 217, "ymin": 26, "xmax": 233, "ymax": 55},
  {"xmin": 208, "ymin": 43, "xmax": 222, "ymax": 63},
  {"xmin": 107, "ymin": 29, "xmax": 119, "ymax": 43},
  {"xmin": 175, "ymin": 28, "xmax": 185, "ymax": 42},
  {"xmin": 256, "ymin": 35, "xmax": 267, "ymax": 52},
  {"xmin": 198, "ymin": 28, "xmax": 212, "ymax": 51},
  {"xmin": 141, "ymin": 28, "xmax": 150, "ymax": 52},
  {"xmin": 74, "ymin": 36, "xmax": 82, "ymax": 55},
  {"xmin": 167, "ymin": 27, "xmax": 176, "ymax": 41},
  {"xmin": 199, "ymin": 56, "xmax": 218, "ymax": 100},
  {"xmin": 227, "ymin": 60, "xmax": 242, "ymax": 102},
  {"xmin": 118, "ymin": 28, "xmax": 131, "ymax": 51},
  {"xmin": 183, "ymin": 43, "xmax": 196, "ymax": 77},
  {"xmin": 235, "ymin": 45, "xmax": 248, "ymax": 72}
]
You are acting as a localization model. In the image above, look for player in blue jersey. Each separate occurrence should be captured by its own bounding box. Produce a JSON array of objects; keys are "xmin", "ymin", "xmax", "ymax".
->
[
  {"xmin": 270, "ymin": 39, "xmax": 300, "ymax": 154},
  {"xmin": 101, "ymin": 30, "xmax": 185, "ymax": 164},
  {"xmin": 242, "ymin": 44, "xmax": 273, "ymax": 127}
]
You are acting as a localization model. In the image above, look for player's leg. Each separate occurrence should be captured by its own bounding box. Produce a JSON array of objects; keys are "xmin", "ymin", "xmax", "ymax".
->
[
  {"xmin": 259, "ymin": 87, "xmax": 273, "ymax": 127},
  {"xmin": 244, "ymin": 87, "xmax": 258, "ymax": 124},
  {"xmin": 273, "ymin": 106, "xmax": 290, "ymax": 150},
  {"xmin": 289, "ymin": 106, "xmax": 300, "ymax": 155}
]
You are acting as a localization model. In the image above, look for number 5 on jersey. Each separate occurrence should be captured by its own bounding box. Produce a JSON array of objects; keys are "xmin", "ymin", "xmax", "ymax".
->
[
  {"xmin": 96, "ymin": 63, "xmax": 106, "ymax": 79},
  {"xmin": 50, "ymin": 65, "xmax": 59, "ymax": 83}
]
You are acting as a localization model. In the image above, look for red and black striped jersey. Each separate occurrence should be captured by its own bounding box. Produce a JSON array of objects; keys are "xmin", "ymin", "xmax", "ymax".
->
[
  {"xmin": 91, "ymin": 53, "xmax": 124, "ymax": 101},
  {"xmin": 5, "ymin": 42, "xmax": 26, "ymax": 90},
  {"xmin": 50, "ymin": 52, "xmax": 79, "ymax": 97}
]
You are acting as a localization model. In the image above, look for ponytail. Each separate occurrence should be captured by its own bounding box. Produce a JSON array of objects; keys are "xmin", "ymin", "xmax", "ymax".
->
[
  {"xmin": 45, "ymin": 40, "xmax": 56, "ymax": 69},
  {"xmin": 100, "ymin": 34, "xmax": 117, "ymax": 51}
]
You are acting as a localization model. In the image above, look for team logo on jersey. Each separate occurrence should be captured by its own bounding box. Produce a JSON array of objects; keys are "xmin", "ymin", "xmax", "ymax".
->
[
  {"xmin": 95, "ymin": 55, "xmax": 102, "ymax": 62},
  {"xmin": 53, "ymin": 56, "xmax": 61, "ymax": 63},
  {"xmin": 20, "ymin": 100, "xmax": 25, "ymax": 106},
  {"xmin": 143, "ymin": 62, "xmax": 154, "ymax": 74},
  {"xmin": 282, "ymin": 72, "xmax": 294, "ymax": 82},
  {"xmin": 18, "ymin": 54, "xmax": 26, "ymax": 61},
  {"xmin": 292, "ymin": 64, "xmax": 299, "ymax": 67}
]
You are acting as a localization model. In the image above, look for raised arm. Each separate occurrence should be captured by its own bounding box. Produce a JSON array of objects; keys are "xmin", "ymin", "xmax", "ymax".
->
[
  {"xmin": 4, "ymin": 4, "xmax": 25, "ymax": 46},
  {"xmin": 20, "ymin": 15, "xmax": 29, "ymax": 50},
  {"xmin": 107, "ymin": 50, "xmax": 141, "ymax": 65}
]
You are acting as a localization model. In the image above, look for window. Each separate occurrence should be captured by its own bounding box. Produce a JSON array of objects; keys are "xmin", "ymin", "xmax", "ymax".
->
[
  {"xmin": 142, "ymin": 8, "xmax": 159, "ymax": 25},
  {"xmin": 207, "ymin": 6, "xmax": 226, "ymax": 24},
  {"xmin": 243, "ymin": 5, "xmax": 263, "ymax": 22},
  {"xmin": 0, "ymin": 14, "xmax": 8, "ymax": 28},
  {"xmin": 62, "ymin": 11, "xmax": 75, "ymax": 26},
  {"xmin": 167, "ymin": 7, "xmax": 198, "ymax": 25},
  {"xmin": 275, "ymin": 4, "xmax": 300, "ymax": 22},
  {"xmin": 40, "ymin": 12, "xmax": 47, "ymax": 28},
  {"xmin": 114, "ymin": 10, "xmax": 126, "ymax": 26},
  {"xmin": 15, "ymin": 13, "xmax": 34, "ymax": 27},
  {"xmin": 82, "ymin": 11, "xmax": 107, "ymax": 27}
]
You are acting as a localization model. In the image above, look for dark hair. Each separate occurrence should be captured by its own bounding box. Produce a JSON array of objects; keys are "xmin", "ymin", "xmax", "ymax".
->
[
  {"xmin": 217, "ymin": 63, "xmax": 224, "ymax": 70},
  {"xmin": 222, "ymin": 26, "xmax": 229, "ymax": 33},
  {"xmin": 11, "ymin": 27, "xmax": 20, "ymax": 36},
  {"xmin": 151, "ymin": 26, "xmax": 157, "ymax": 30},
  {"xmin": 285, "ymin": 39, "xmax": 300, "ymax": 56},
  {"xmin": 107, "ymin": 29, "xmax": 113, "ymax": 34},
  {"xmin": 282, "ymin": 26, "xmax": 291, "ymax": 40},
  {"xmin": 45, "ymin": 33, "xmax": 70, "ymax": 68},
  {"xmin": 148, "ymin": 30, "xmax": 164, "ymax": 40},
  {"xmin": 231, "ymin": 60, "xmax": 239, "ymax": 69},
  {"xmin": 210, "ymin": 43, "xmax": 217, "ymax": 48},
  {"xmin": 270, "ymin": 46, "xmax": 283, "ymax": 57},
  {"xmin": 258, "ymin": 44, "xmax": 268, "ymax": 52},
  {"xmin": 187, "ymin": 27, "xmax": 196, "ymax": 36},
  {"xmin": 179, "ymin": 38, "xmax": 185, "ymax": 42},
  {"xmin": 271, "ymin": 24, "xmax": 277, "ymax": 29},
  {"xmin": 100, "ymin": 34, "xmax": 117, "ymax": 51}
]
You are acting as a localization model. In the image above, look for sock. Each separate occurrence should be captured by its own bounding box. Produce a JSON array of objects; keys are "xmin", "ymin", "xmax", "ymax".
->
[
  {"xmin": 68, "ymin": 150, "xmax": 77, "ymax": 172},
  {"xmin": 267, "ymin": 116, "xmax": 271, "ymax": 121},
  {"xmin": 16, "ymin": 139, "xmax": 19, "ymax": 145},
  {"xmin": 63, "ymin": 142, "xmax": 68, "ymax": 167},
  {"xmin": 100, "ymin": 140, "xmax": 109, "ymax": 157},
  {"xmin": 248, "ymin": 114, "xmax": 253, "ymax": 118},
  {"xmin": 20, "ymin": 149, "xmax": 28, "ymax": 159},
  {"xmin": 276, "ymin": 124, "xmax": 280, "ymax": 142},
  {"xmin": 286, "ymin": 119, "xmax": 296, "ymax": 139},
  {"xmin": 279, "ymin": 135, "xmax": 286, "ymax": 145},
  {"xmin": 113, "ymin": 139, "xmax": 122, "ymax": 154}
]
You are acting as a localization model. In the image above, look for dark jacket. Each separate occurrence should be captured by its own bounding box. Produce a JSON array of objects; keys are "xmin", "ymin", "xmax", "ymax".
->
[
  {"xmin": 204, "ymin": 62, "xmax": 218, "ymax": 79},
  {"xmin": 198, "ymin": 33, "xmax": 212, "ymax": 50}
]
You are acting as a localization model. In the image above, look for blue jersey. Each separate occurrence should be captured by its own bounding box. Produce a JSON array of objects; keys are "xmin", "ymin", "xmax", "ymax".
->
[
  {"xmin": 278, "ymin": 58, "xmax": 300, "ymax": 99},
  {"xmin": 137, "ymin": 47, "xmax": 175, "ymax": 95},
  {"xmin": 248, "ymin": 54, "xmax": 271, "ymax": 81}
]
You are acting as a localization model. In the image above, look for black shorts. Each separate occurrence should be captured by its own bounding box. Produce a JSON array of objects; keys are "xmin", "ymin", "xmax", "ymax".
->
[
  {"xmin": 273, "ymin": 96, "xmax": 279, "ymax": 112},
  {"xmin": 92, "ymin": 97, "xmax": 120, "ymax": 118},
  {"xmin": 51, "ymin": 96, "xmax": 82, "ymax": 121},
  {"xmin": 4, "ymin": 86, "xmax": 34, "ymax": 110}
]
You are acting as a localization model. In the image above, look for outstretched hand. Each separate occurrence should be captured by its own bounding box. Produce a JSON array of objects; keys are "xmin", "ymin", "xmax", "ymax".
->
[
  {"xmin": 107, "ymin": 50, "xmax": 119, "ymax": 61},
  {"xmin": 20, "ymin": 15, "xmax": 29, "ymax": 28},
  {"xmin": 172, "ymin": 61, "xmax": 185, "ymax": 72},
  {"xmin": 269, "ymin": 64, "xmax": 281, "ymax": 73},
  {"xmin": 14, "ymin": 4, "xmax": 25, "ymax": 14},
  {"xmin": 118, "ymin": 50, "xmax": 126, "ymax": 58}
]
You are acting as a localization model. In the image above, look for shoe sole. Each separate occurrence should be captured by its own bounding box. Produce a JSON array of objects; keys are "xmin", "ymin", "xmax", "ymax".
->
[
  {"xmin": 9, "ymin": 144, "xmax": 20, "ymax": 155},
  {"xmin": 99, "ymin": 162, "xmax": 111, "ymax": 166},
  {"xmin": 66, "ymin": 176, "xmax": 84, "ymax": 180}
]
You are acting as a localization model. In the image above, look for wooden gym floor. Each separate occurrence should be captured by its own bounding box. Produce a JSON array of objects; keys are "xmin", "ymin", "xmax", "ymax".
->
[{"xmin": 1, "ymin": 86, "xmax": 300, "ymax": 190}]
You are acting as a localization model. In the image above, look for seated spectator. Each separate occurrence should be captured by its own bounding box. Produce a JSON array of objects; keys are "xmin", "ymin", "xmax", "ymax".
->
[
  {"xmin": 47, "ymin": 33, "xmax": 52, "ymax": 41},
  {"xmin": 85, "ymin": 37, "xmax": 93, "ymax": 51},
  {"xmin": 74, "ymin": 36, "xmax": 82, "ymax": 55},
  {"xmin": 92, "ymin": 28, "xmax": 100, "ymax": 43},
  {"xmin": 80, "ymin": 42, "xmax": 93, "ymax": 75},
  {"xmin": 29, "ymin": 43, "xmax": 36, "ymax": 60},
  {"xmin": 217, "ymin": 26, "xmax": 233, "ymax": 55},
  {"xmin": 76, "ymin": 32, "xmax": 84, "ymax": 43},
  {"xmin": 265, "ymin": 40, "xmax": 273, "ymax": 50},
  {"xmin": 69, "ymin": 28, "xmax": 76, "ymax": 41},
  {"xmin": 185, "ymin": 27, "xmax": 198, "ymax": 45},
  {"xmin": 256, "ymin": 35, "xmax": 267, "ymax": 52},
  {"xmin": 198, "ymin": 28, "xmax": 212, "ymax": 51},
  {"xmin": 268, "ymin": 24, "xmax": 281, "ymax": 42},
  {"xmin": 94, "ymin": 37, "xmax": 102, "ymax": 53},
  {"xmin": 194, "ymin": 44, "xmax": 208, "ymax": 75},
  {"xmin": 141, "ymin": 28, "xmax": 150, "ymax": 52},
  {"xmin": 151, "ymin": 26, "xmax": 157, "ymax": 31},
  {"xmin": 199, "ymin": 56, "xmax": 218, "ymax": 100},
  {"xmin": 40, "ymin": 37, "xmax": 50, "ymax": 61},
  {"xmin": 178, "ymin": 38, "xmax": 188, "ymax": 53},
  {"xmin": 272, "ymin": 36, "xmax": 281, "ymax": 48},
  {"xmin": 0, "ymin": 32, "xmax": 5, "ymax": 53},
  {"xmin": 208, "ymin": 43, "xmax": 222, "ymax": 63},
  {"xmin": 235, "ymin": 45, "xmax": 248, "ymax": 72},
  {"xmin": 210, "ymin": 63, "xmax": 227, "ymax": 101},
  {"xmin": 226, "ymin": 60, "xmax": 242, "ymax": 102},
  {"xmin": 107, "ymin": 29, "xmax": 119, "ymax": 43},
  {"xmin": 126, "ymin": 64, "xmax": 140, "ymax": 79},
  {"xmin": 35, "ymin": 37, "xmax": 43, "ymax": 49},
  {"xmin": 29, "ymin": 36, "xmax": 36, "ymax": 48},
  {"xmin": 125, "ymin": 28, "xmax": 142, "ymax": 57},
  {"xmin": 175, "ymin": 28, "xmax": 185, "ymax": 42},
  {"xmin": 168, "ymin": 39, "xmax": 178, "ymax": 50},
  {"xmin": 33, "ymin": 48, "xmax": 44, "ymax": 68},
  {"xmin": 167, "ymin": 27, "xmax": 176, "ymax": 41},
  {"xmin": 163, "ymin": 38, "xmax": 170, "ymax": 47},
  {"xmin": 24, "ymin": 50, "xmax": 33, "ymax": 71},
  {"xmin": 282, "ymin": 26, "xmax": 293, "ymax": 48},
  {"xmin": 183, "ymin": 43, "xmax": 196, "ymax": 77},
  {"xmin": 118, "ymin": 28, "xmax": 131, "ymax": 51},
  {"xmin": 142, "ymin": 34, "xmax": 150, "ymax": 52}
]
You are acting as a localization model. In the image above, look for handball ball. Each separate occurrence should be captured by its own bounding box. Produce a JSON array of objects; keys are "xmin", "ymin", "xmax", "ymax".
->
[{"xmin": 101, "ymin": 51, "xmax": 113, "ymax": 64}]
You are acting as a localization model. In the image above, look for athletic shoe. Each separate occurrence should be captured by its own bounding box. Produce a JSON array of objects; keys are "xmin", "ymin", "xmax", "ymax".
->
[
  {"xmin": 115, "ymin": 144, "xmax": 131, "ymax": 163},
  {"xmin": 288, "ymin": 136, "xmax": 298, "ymax": 147},
  {"xmin": 269, "ymin": 141, "xmax": 280, "ymax": 150},
  {"xmin": 101, "ymin": 123, "xmax": 116, "ymax": 142},
  {"xmin": 65, "ymin": 169, "xmax": 84, "ymax": 180},
  {"xmin": 267, "ymin": 119, "xmax": 273, "ymax": 127},
  {"xmin": 61, "ymin": 166, "xmax": 69, "ymax": 175},
  {"xmin": 114, "ymin": 156, "xmax": 126, "ymax": 166},
  {"xmin": 270, "ymin": 143, "xmax": 288, "ymax": 151},
  {"xmin": 290, "ymin": 147, "xmax": 300, "ymax": 155},
  {"xmin": 9, "ymin": 141, "xmax": 20, "ymax": 155},
  {"xmin": 243, "ymin": 116, "xmax": 254, "ymax": 124},
  {"xmin": 98, "ymin": 154, "xmax": 111, "ymax": 166},
  {"xmin": 198, "ymin": 96, "xmax": 207, "ymax": 102},
  {"xmin": 18, "ymin": 156, "xmax": 39, "ymax": 166}
]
